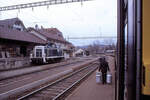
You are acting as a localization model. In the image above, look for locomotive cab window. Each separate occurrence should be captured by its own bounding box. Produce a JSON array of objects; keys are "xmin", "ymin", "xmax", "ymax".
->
[{"xmin": 36, "ymin": 49, "xmax": 42, "ymax": 57}]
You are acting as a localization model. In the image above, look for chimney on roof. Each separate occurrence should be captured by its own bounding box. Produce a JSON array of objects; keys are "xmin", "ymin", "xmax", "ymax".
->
[{"xmin": 35, "ymin": 24, "xmax": 39, "ymax": 30}]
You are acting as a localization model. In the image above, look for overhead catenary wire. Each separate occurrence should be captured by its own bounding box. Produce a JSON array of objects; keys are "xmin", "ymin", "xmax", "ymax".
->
[
  {"xmin": 68, "ymin": 36, "xmax": 117, "ymax": 39},
  {"xmin": 0, "ymin": 0, "xmax": 92, "ymax": 11}
]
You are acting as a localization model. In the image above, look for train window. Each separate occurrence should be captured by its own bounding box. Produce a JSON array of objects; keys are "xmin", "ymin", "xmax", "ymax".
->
[
  {"xmin": 36, "ymin": 49, "xmax": 42, "ymax": 57},
  {"xmin": 44, "ymin": 49, "xmax": 47, "ymax": 57}
]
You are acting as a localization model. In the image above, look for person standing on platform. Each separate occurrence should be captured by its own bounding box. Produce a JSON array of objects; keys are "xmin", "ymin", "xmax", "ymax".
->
[{"xmin": 98, "ymin": 57, "xmax": 110, "ymax": 84}]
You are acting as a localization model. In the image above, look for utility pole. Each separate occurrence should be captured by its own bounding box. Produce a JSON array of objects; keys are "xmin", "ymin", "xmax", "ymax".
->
[{"xmin": 67, "ymin": 36, "xmax": 69, "ymax": 41}]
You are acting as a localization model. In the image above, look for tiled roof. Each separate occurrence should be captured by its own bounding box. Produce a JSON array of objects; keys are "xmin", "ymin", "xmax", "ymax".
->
[
  {"xmin": 0, "ymin": 18, "xmax": 25, "ymax": 29},
  {"xmin": 27, "ymin": 27, "xmax": 47, "ymax": 38},
  {"xmin": 0, "ymin": 27, "xmax": 46, "ymax": 44},
  {"xmin": 28, "ymin": 27, "xmax": 74, "ymax": 46},
  {"xmin": 38, "ymin": 28, "xmax": 67, "ymax": 43},
  {"xmin": 39, "ymin": 28, "xmax": 75, "ymax": 47}
]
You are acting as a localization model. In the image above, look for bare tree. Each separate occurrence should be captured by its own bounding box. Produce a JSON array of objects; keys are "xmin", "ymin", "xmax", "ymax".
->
[
  {"xmin": 86, "ymin": 40, "xmax": 105, "ymax": 55},
  {"xmin": 103, "ymin": 38, "xmax": 116, "ymax": 50}
]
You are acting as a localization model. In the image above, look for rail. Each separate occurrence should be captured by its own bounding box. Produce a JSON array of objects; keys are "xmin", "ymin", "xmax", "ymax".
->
[{"xmin": 17, "ymin": 62, "xmax": 98, "ymax": 100}]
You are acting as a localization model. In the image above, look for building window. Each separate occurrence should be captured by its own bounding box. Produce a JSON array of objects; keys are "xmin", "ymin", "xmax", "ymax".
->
[
  {"xmin": 13, "ymin": 24, "xmax": 23, "ymax": 31},
  {"xmin": 20, "ymin": 46, "xmax": 27, "ymax": 57}
]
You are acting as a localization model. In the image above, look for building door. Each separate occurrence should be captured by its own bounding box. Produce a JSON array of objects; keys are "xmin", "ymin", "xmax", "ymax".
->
[{"xmin": 20, "ymin": 46, "xmax": 27, "ymax": 57}]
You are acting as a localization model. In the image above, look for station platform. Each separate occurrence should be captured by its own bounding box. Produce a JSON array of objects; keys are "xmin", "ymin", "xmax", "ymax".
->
[{"xmin": 67, "ymin": 56, "xmax": 115, "ymax": 100}]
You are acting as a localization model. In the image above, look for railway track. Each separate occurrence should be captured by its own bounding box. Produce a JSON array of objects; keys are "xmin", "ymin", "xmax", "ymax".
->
[
  {"xmin": 0, "ymin": 60, "xmax": 84, "ymax": 85},
  {"xmin": 17, "ymin": 63, "xmax": 98, "ymax": 100}
]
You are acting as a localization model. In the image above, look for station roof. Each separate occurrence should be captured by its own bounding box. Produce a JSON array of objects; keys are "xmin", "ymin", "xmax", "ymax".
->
[
  {"xmin": 0, "ymin": 18, "xmax": 46, "ymax": 44},
  {"xmin": 0, "ymin": 18, "xmax": 26, "ymax": 30},
  {"xmin": 0, "ymin": 27, "xmax": 46, "ymax": 44},
  {"xmin": 39, "ymin": 28, "xmax": 75, "ymax": 48},
  {"xmin": 28, "ymin": 27, "xmax": 74, "ymax": 47},
  {"xmin": 39, "ymin": 28, "xmax": 66, "ymax": 42}
]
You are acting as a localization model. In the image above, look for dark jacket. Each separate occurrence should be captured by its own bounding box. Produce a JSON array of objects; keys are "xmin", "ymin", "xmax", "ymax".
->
[{"xmin": 99, "ymin": 60, "xmax": 110, "ymax": 73}]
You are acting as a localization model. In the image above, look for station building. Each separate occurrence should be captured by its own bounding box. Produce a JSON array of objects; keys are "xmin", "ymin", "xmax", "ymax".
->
[{"xmin": 0, "ymin": 18, "xmax": 46, "ymax": 70}]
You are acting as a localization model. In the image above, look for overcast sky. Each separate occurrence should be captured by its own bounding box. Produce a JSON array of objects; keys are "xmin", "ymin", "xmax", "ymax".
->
[{"xmin": 0, "ymin": 0, "xmax": 117, "ymax": 46}]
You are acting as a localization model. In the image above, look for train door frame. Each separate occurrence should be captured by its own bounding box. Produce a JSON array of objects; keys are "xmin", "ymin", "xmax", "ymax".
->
[
  {"xmin": 116, "ymin": 0, "xmax": 125, "ymax": 100},
  {"xmin": 117, "ymin": 0, "xmax": 142, "ymax": 100}
]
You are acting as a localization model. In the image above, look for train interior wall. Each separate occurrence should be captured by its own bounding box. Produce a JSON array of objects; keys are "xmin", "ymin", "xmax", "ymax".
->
[{"xmin": 142, "ymin": 0, "xmax": 150, "ymax": 96}]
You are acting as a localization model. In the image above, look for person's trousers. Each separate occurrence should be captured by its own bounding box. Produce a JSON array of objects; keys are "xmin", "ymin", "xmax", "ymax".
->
[{"xmin": 102, "ymin": 72, "xmax": 107, "ymax": 84}]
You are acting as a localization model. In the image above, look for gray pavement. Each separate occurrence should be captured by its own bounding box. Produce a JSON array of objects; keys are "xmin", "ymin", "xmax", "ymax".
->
[{"xmin": 66, "ymin": 56, "xmax": 115, "ymax": 100}]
